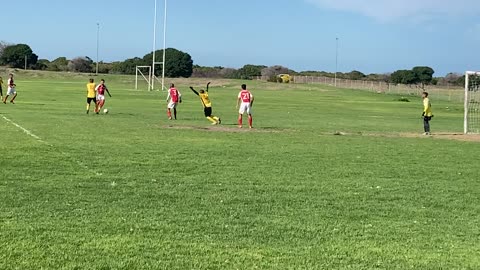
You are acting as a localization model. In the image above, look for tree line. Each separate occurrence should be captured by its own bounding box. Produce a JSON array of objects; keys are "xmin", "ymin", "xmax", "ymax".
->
[{"xmin": 0, "ymin": 41, "xmax": 470, "ymax": 87}]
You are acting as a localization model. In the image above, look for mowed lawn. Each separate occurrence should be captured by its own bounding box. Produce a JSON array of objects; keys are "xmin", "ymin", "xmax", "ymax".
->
[{"xmin": 1, "ymin": 71, "xmax": 479, "ymax": 269}]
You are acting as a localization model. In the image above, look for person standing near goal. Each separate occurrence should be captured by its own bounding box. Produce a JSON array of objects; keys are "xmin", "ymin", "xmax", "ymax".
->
[
  {"xmin": 166, "ymin": 83, "xmax": 182, "ymax": 120},
  {"xmin": 237, "ymin": 84, "xmax": 254, "ymax": 128},
  {"xmin": 0, "ymin": 76, "xmax": 4, "ymax": 101},
  {"xmin": 190, "ymin": 82, "xmax": 221, "ymax": 125},
  {"xmin": 95, "ymin": 79, "xmax": 112, "ymax": 114},
  {"xmin": 422, "ymin": 91, "xmax": 433, "ymax": 135},
  {"xmin": 3, "ymin": 73, "xmax": 17, "ymax": 104}
]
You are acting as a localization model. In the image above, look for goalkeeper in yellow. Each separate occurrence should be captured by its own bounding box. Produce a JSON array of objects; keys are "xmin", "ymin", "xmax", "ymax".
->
[
  {"xmin": 422, "ymin": 91, "xmax": 433, "ymax": 135},
  {"xmin": 190, "ymin": 82, "xmax": 221, "ymax": 125}
]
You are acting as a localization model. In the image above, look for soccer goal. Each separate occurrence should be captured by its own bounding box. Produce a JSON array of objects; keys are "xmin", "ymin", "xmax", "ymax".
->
[
  {"xmin": 135, "ymin": 66, "xmax": 152, "ymax": 90},
  {"xmin": 464, "ymin": 71, "xmax": 480, "ymax": 134}
]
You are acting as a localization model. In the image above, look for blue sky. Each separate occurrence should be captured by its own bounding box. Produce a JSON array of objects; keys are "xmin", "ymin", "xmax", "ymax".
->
[{"xmin": 3, "ymin": 0, "xmax": 480, "ymax": 76}]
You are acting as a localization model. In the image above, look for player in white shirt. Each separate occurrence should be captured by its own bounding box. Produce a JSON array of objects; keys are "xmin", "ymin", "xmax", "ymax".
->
[
  {"xmin": 237, "ymin": 84, "xmax": 254, "ymax": 128},
  {"xmin": 3, "ymin": 73, "xmax": 17, "ymax": 104}
]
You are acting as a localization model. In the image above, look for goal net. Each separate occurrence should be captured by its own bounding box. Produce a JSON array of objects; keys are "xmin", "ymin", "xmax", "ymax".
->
[{"xmin": 464, "ymin": 71, "xmax": 480, "ymax": 134}]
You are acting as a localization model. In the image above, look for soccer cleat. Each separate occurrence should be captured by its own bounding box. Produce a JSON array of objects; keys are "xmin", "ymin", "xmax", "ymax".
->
[
  {"xmin": 239, "ymin": 125, "xmax": 243, "ymax": 128},
  {"xmin": 168, "ymin": 117, "xmax": 173, "ymax": 120},
  {"xmin": 218, "ymin": 118, "xmax": 222, "ymax": 124},
  {"xmin": 10, "ymin": 100, "xmax": 14, "ymax": 104},
  {"xmin": 249, "ymin": 126, "xmax": 253, "ymax": 129}
]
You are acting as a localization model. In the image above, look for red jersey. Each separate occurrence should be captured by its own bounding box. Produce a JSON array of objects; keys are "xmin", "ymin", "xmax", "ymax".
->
[
  {"xmin": 97, "ymin": 84, "xmax": 106, "ymax": 95},
  {"xmin": 238, "ymin": 90, "xmax": 253, "ymax": 103},
  {"xmin": 8, "ymin": 78, "xmax": 14, "ymax": 87},
  {"xmin": 168, "ymin": 88, "xmax": 180, "ymax": 103}
]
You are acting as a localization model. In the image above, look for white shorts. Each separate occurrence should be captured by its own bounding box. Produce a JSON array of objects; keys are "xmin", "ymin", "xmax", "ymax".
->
[
  {"xmin": 168, "ymin": 101, "xmax": 178, "ymax": 109},
  {"xmin": 7, "ymin": 87, "xmax": 16, "ymax": 96},
  {"xmin": 239, "ymin": 102, "xmax": 252, "ymax": 115},
  {"xmin": 97, "ymin": 95, "xmax": 105, "ymax": 101}
]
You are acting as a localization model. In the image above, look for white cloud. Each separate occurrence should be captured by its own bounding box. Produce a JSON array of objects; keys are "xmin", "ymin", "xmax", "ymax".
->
[{"xmin": 306, "ymin": 0, "xmax": 480, "ymax": 22}]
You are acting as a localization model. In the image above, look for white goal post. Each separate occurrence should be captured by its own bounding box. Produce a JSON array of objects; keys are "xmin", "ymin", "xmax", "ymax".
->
[
  {"xmin": 464, "ymin": 71, "xmax": 480, "ymax": 134},
  {"xmin": 135, "ymin": 66, "xmax": 152, "ymax": 90}
]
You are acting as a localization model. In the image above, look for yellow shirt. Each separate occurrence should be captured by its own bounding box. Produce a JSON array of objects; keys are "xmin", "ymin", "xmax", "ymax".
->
[
  {"xmin": 423, "ymin": 98, "xmax": 432, "ymax": 117},
  {"xmin": 199, "ymin": 92, "xmax": 212, "ymax": 108},
  {"xmin": 87, "ymin": 83, "xmax": 96, "ymax": 98}
]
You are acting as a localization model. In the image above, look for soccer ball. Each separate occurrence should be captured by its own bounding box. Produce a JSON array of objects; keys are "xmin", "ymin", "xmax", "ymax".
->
[{"xmin": 103, "ymin": 109, "xmax": 109, "ymax": 114}]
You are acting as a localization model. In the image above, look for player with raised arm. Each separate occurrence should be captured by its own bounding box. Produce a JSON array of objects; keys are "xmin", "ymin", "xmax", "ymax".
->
[
  {"xmin": 190, "ymin": 82, "xmax": 221, "ymax": 125},
  {"xmin": 166, "ymin": 83, "xmax": 182, "ymax": 120},
  {"xmin": 86, "ymin": 78, "xmax": 97, "ymax": 114},
  {"xmin": 422, "ymin": 91, "xmax": 433, "ymax": 135},
  {"xmin": 237, "ymin": 84, "xmax": 254, "ymax": 128},
  {"xmin": 3, "ymin": 73, "xmax": 17, "ymax": 104},
  {"xmin": 95, "ymin": 79, "xmax": 112, "ymax": 114}
]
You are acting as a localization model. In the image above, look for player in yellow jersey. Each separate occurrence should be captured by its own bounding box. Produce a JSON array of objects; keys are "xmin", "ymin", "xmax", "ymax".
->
[
  {"xmin": 422, "ymin": 92, "xmax": 433, "ymax": 135},
  {"xmin": 86, "ymin": 78, "xmax": 98, "ymax": 114},
  {"xmin": 190, "ymin": 82, "xmax": 221, "ymax": 125}
]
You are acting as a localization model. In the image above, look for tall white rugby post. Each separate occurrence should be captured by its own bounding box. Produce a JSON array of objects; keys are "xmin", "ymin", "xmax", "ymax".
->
[
  {"xmin": 335, "ymin": 37, "xmax": 339, "ymax": 87},
  {"xmin": 151, "ymin": 0, "xmax": 167, "ymax": 91}
]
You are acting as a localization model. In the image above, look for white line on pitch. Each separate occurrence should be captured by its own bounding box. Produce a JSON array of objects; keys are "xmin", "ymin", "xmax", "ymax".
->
[{"xmin": 1, "ymin": 115, "xmax": 102, "ymax": 177}]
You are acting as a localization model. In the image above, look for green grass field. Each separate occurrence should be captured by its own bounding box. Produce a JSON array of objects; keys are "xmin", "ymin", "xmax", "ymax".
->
[{"xmin": 1, "ymin": 71, "xmax": 479, "ymax": 269}]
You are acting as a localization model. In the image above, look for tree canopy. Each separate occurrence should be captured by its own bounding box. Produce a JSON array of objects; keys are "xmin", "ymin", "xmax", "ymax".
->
[{"xmin": 0, "ymin": 44, "xmax": 38, "ymax": 68}]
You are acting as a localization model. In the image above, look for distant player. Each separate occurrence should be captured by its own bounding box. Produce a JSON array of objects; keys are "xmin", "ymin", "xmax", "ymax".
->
[
  {"xmin": 166, "ymin": 83, "xmax": 182, "ymax": 120},
  {"xmin": 86, "ymin": 78, "xmax": 97, "ymax": 114},
  {"xmin": 190, "ymin": 82, "xmax": 221, "ymax": 125},
  {"xmin": 95, "ymin": 79, "xmax": 112, "ymax": 114},
  {"xmin": 422, "ymin": 91, "xmax": 433, "ymax": 135},
  {"xmin": 3, "ymin": 73, "xmax": 17, "ymax": 104},
  {"xmin": 0, "ymin": 76, "xmax": 4, "ymax": 101},
  {"xmin": 237, "ymin": 84, "xmax": 254, "ymax": 128}
]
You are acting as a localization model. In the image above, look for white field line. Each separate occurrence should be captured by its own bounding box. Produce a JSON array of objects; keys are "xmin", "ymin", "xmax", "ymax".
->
[{"xmin": 1, "ymin": 115, "xmax": 102, "ymax": 176}]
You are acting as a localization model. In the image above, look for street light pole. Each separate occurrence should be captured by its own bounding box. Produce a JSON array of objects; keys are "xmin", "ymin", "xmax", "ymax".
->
[
  {"xmin": 96, "ymin": 22, "xmax": 100, "ymax": 75},
  {"xmin": 335, "ymin": 37, "xmax": 339, "ymax": 87}
]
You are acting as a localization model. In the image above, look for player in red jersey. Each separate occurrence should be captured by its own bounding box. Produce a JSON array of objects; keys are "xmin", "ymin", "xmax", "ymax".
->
[
  {"xmin": 95, "ymin": 79, "xmax": 112, "ymax": 114},
  {"xmin": 237, "ymin": 84, "xmax": 254, "ymax": 128},
  {"xmin": 166, "ymin": 83, "xmax": 182, "ymax": 120}
]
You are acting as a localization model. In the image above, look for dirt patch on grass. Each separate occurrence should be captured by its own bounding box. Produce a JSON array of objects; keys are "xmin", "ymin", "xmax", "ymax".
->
[
  {"xmin": 337, "ymin": 131, "xmax": 480, "ymax": 142},
  {"xmin": 163, "ymin": 125, "xmax": 288, "ymax": 133}
]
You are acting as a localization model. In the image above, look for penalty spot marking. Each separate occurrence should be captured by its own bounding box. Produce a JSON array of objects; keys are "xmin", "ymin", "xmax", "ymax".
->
[{"xmin": 1, "ymin": 114, "xmax": 102, "ymax": 176}]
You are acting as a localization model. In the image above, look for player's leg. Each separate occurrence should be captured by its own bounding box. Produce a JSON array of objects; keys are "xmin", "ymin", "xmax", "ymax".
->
[
  {"xmin": 10, "ymin": 92, "xmax": 17, "ymax": 104},
  {"xmin": 247, "ymin": 105, "xmax": 253, "ymax": 128},
  {"xmin": 238, "ymin": 103, "xmax": 247, "ymax": 128},
  {"xmin": 0, "ymin": 87, "xmax": 3, "ymax": 100},
  {"xmin": 2, "ymin": 95, "xmax": 7, "ymax": 104},
  {"xmin": 423, "ymin": 116, "xmax": 431, "ymax": 135},
  {"xmin": 86, "ymin": 98, "xmax": 91, "ymax": 114},
  {"xmin": 173, "ymin": 108, "xmax": 177, "ymax": 120},
  {"xmin": 204, "ymin": 107, "xmax": 217, "ymax": 124},
  {"xmin": 167, "ymin": 108, "xmax": 172, "ymax": 120}
]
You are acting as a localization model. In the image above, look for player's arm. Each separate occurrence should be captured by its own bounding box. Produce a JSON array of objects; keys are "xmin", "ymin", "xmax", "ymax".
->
[
  {"xmin": 190, "ymin": 87, "xmax": 199, "ymax": 96},
  {"xmin": 105, "ymin": 86, "xmax": 112, "ymax": 97},
  {"xmin": 166, "ymin": 91, "xmax": 171, "ymax": 102},
  {"xmin": 250, "ymin": 93, "xmax": 255, "ymax": 106},
  {"xmin": 206, "ymin": 82, "xmax": 211, "ymax": 92},
  {"xmin": 422, "ymin": 100, "xmax": 428, "ymax": 116},
  {"xmin": 236, "ymin": 94, "xmax": 241, "ymax": 109},
  {"xmin": 178, "ymin": 90, "xmax": 182, "ymax": 103}
]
